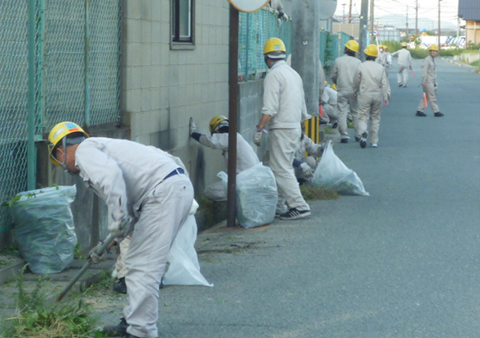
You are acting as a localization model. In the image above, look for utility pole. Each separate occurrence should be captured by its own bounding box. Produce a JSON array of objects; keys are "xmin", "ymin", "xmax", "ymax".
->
[
  {"xmin": 359, "ymin": 0, "xmax": 369, "ymax": 62},
  {"xmin": 438, "ymin": 0, "xmax": 441, "ymax": 51},
  {"xmin": 348, "ymin": 0, "xmax": 352, "ymax": 23},
  {"xmin": 369, "ymin": 0, "xmax": 374, "ymax": 41},
  {"xmin": 406, "ymin": 6, "xmax": 409, "ymax": 38},
  {"xmin": 292, "ymin": 0, "xmax": 320, "ymax": 118},
  {"xmin": 415, "ymin": 0, "xmax": 418, "ymax": 36},
  {"xmin": 342, "ymin": 3, "xmax": 346, "ymax": 24}
]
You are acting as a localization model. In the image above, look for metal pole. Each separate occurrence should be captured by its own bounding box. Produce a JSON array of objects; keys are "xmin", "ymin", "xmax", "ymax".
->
[
  {"xmin": 27, "ymin": 0, "xmax": 37, "ymax": 190},
  {"xmin": 369, "ymin": 0, "xmax": 374, "ymax": 41},
  {"xmin": 359, "ymin": 0, "xmax": 369, "ymax": 62},
  {"xmin": 438, "ymin": 0, "xmax": 441, "ymax": 52},
  {"xmin": 85, "ymin": 0, "xmax": 91, "ymax": 127},
  {"xmin": 227, "ymin": 5, "xmax": 239, "ymax": 227},
  {"xmin": 415, "ymin": 0, "xmax": 418, "ymax": 36}
]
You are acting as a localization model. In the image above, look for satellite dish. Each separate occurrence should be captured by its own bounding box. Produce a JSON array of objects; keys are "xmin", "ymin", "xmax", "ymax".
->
[
  {"xmin": 319, "ymin": 0, "xmax": 337, "ymax": 20},
  {"xmin": 228, "ymin": 0, "xmax": 270, "ymax": 13}
]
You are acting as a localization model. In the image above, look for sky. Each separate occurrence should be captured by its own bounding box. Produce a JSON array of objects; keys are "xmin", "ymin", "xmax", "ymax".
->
[{"xmin": 333, "ymin": 0, "xmax": 462, "ymax": 26}]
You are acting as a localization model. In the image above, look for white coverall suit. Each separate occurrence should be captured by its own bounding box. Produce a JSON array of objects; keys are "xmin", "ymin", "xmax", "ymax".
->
[
  {"xmin": 321, "ymin": 86, "xmax": 338, "ymax": 124},
  {"xmin": 76, "ymin": 138, "xmax": 194, "ymax": 338},
  {"xmin": 392, "ymin": 48, "xmax": 412, "ymax": 86},
  {"xmin": 294, "ymin": 135, "xmax": 324, "ymax": 181},
  {"xmin": 262, "ymin": 60, "xmax": 311, "ymax": 213},
  {"xmin": 198, "ymin": 132, "xmax": 259, "ymax": 201},
  {"xmin": 417, "ymin": 55, "xmax": 440, "ymax": 113},
  {"xmin": 331, "ymin": 54, "xmax": 362, "ymax": 140},
  {"xmin": 353, "ymin": 60, "xmax": 391, "ymax": 145}
]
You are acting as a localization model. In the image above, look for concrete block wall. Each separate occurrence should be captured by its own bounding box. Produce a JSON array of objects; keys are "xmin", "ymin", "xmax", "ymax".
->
[{"xmin": 120, "ymin": 0, "xmax": 231, "ymax": 197}]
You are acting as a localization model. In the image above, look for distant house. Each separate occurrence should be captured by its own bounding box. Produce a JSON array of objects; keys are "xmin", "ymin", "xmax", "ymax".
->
[{"xmin": 458, "ymin": 0, "xmax": 480, "ymax": 44}]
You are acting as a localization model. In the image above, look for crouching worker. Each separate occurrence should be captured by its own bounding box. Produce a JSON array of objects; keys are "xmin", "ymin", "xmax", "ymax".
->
[
  {"xmin": 293, "ymin": 129, "xmax": 325, "ymax": 184},
  {"xmin": 189, "ymin": 115, "xmax": 260, "ymax": 201},
  {"xmin": 48, "ymin": 121, "xmax": 194, "ymax": 338}
]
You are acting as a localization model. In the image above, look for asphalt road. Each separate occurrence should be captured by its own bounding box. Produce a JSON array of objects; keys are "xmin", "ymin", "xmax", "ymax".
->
[{"xmin": 122, "ymin": 57, "xmax": 480, "ymax": 338}]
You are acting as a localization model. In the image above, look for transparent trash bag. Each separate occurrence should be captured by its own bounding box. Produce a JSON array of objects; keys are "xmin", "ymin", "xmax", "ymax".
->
[
  {"xmin": 10, "ymin": 185, "xmax": 78, "ymax": 274},
  {"xmin": 163, "ymin": 209, "xmax": 213, "ymax": 287},
  {"xmin": 309, "ymin": 141, "xmax": 369, "ymax": 196},
  {"xmin": 218, "ymin": 163, "xmax": 277, "ymax": 228}
]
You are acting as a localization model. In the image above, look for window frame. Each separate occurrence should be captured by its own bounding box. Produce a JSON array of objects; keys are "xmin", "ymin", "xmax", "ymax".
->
[{"xmin": 170, "ymin": 0, "xmax": 195, "ymax": 50}]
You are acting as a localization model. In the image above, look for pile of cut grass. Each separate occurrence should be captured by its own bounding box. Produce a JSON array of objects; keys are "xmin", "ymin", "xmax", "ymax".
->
[{"xmin": 300, "ymin": 184, "xmax": 339, "ymax": 201}]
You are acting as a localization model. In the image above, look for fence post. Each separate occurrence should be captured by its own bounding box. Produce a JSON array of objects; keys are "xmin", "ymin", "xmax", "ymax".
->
[
  {"xmin": 27, "ymin": 0, "xmax": 37, "ymax": 190},
  {"xmin": 84, "ymin": 0, "xmax": 91, "ymax": 127}
]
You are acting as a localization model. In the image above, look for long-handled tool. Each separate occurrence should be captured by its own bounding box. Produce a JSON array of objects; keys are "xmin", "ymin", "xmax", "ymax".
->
[{"xmin": 56, "ymin": 234, "xmax": 115, "ymax": 302}]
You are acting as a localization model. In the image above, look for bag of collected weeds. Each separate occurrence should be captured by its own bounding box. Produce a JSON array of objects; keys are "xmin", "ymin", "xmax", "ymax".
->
[
  {"xmin": 218, "ymin": 163, "xmax": 277, "ymax": 228},
  {"xmin": 9, "ymin": 185, "xmax": 77, "ymax": 274},
  {"xmin": 309, "ymin": 141, "xmax": 369, "ymax": 196}
]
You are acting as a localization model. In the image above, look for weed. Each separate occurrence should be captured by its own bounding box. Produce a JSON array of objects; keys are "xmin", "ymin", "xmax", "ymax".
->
[
  {"xmin": 323, "ymin": 127, "xmax": 334, "ymax": 134},
  {"xmin": 0, "ymin": 266, "xmax": 106, "ymax": 338},
  {"xmin": 300, "ymin": 185, "xmax": 339, "ymax": 201},
  {"xmin": 347, "ymin": 121, "xmax": 354, "ymax": 129}
]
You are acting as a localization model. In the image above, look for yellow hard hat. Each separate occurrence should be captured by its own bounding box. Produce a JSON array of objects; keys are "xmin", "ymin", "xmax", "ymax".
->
[
  {"xmin": 364, "ymin": 44, "xmax": 378, "ymax": 57},
  {"xmin": 330, "ymin": 84, "xmax": 337, "ymax": 91},
  {"xmin": 429, "ymin": 44, "xmax": 439, "ymax": 51},
  {"xmin": 345, "ymin": 40, "xmax": 359, "ymax": 52},
  {"xmin": 263, "ymin": 38, "xmax": 286, "ymax": 59},
  {"xmin": 209, "ymin": 115, "xmax": 229, "ymax": 135},
  {"xmin": 402, "ymin": 42, "xmax": 408, "ymax": 47},
  {"xmin": 48, "ymin": 122, "xmax": 89, "ymax": 166}
]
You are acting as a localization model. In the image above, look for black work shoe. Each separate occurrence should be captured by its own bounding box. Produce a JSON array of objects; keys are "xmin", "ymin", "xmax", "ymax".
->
[
  {"xmin": 354, "ymin": 136, "xmax": 360, "ymax": 142},
  {"xmin": 398, "ymin": 83, "xmax": 402, "ymax": 87},
  {"xmin": 403, "ymin": 84, "xmax": 407, "ymax": 88},
  {"xmin": 340, "ymin": 138, "xmax": 349, "ymax": 144},
  {"xmin": 434, "ymin": 112, "xmax": 444, "ymax": 117},
  {"xmin": 102, "ymin": 318, "xmax": 128, "ymax": 337},
  {"xmin": 360, "ymin": 132, "xmax": 367, "ymax": 149},
  {"xmin": 332, "ymin": 122, "xmax": 338, "ymax": 129},
  {"xmin": 279, "ymin": 208, "xmax": 311, "ymax": 220},
  {"xmin": 416, "ymin": 111, "xmax": 427, "ymax": 117},
  {"xmin": 113, "ymin": 277, "xmax": 127, "ymax": 294}
]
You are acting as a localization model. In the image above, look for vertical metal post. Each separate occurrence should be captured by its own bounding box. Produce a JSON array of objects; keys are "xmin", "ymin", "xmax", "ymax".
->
[
  {"xmin": 244, "ymin": 13, "xmax": 250, "ymax": 80},
  {"xmin": 359, "ymin": 0, "xmax": 369, "ymax": 62},
  {"xmin": 27, "ymin": 0, "xmax": 37, "ymax": 190},
  {"xmin": 85, "ymin": 0, "xmax": 91, "ymax": 126},
  {"xmin": 438, "ymin": 0, "xmax": 441, "ymax": 52},
  {"xmin": 227, "ymin": 5, "xmax": 239, "ymax": 227}
]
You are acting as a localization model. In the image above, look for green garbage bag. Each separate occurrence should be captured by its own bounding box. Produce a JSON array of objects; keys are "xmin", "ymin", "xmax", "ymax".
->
[{"xmin": 10, "ymin": 185, "xmax": 77, "ymax": 274}]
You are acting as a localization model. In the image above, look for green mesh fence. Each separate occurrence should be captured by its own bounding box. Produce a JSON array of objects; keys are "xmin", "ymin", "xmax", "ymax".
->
[
  {"xmin": 238, "ymin": 9, "xmax": 292, "ymax": 80},
  {"xmin": 238, "ymin": 10, "xmax": 350, "ymax": 80},
  {"xmin": 0, "ymin": 0, "xmax": 121, "ymax": 232}
]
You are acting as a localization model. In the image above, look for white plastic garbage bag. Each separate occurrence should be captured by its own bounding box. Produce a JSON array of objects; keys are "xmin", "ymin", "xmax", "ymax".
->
[
  {"xmin": 218, "ymin": 162, "xmax": 277, "ymax": 228},
  {"xmin": 163, "ymin": 200, "xmax": 213, "ymax": 287},
  {"xmin": 309, "ymin": 141, "xmax": 369, "ymax": 196},
  {"xmin": 10, "ymin": 185, "xmax": 78, "ymax": 274}
]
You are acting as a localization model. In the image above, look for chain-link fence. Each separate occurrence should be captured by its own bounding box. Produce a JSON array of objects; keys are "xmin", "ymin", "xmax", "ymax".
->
[
  {"xmin": 0, "ymin": 0, "xmax": 121, "ymax": 233},
  {"xmin": 238, "ymin": 10, "xmax": 352, "ymax": 80}
]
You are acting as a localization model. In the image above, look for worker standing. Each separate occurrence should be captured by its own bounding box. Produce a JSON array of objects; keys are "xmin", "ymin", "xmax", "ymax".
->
[
  {"xmin": 391, "ymin": 42, "xmax": 412, "ymax": 87},
  {"xmin": 253, "ymin": 37, "xmax": 311, "ymax": 220},
  {"xmin": 47, "ymin": 122, "xmax": 194, "ymax": 338},
  {"xmin": 416, "ymin": 45, "xmax": 444, "ymax": 117},
  {"xmin": 331, "ymin": 40, "xmax": 362, "ymax": 143},
  {"xmin": 353, "ymin": 45, "xmax": 390, "ymax": 148},
  {"xmin": 383, "ymin": 45, "xmax": 393, "ymax": 73},
  {"xmin": 189, "ymin": 115, "xmax": 260, "ymax": 201}
]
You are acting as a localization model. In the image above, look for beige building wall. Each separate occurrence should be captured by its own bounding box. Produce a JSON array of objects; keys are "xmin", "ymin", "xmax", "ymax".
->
[
  {"xmin": 332, "ymin": 23, "xmax": 359, "ymax": 39},
  {"xmin": 120, "ymin": 0, "xmax": 231, "ymax": 196},
  {"xmin": 465, "ymin": 20, "xmax": 480, "ymax": 44}
]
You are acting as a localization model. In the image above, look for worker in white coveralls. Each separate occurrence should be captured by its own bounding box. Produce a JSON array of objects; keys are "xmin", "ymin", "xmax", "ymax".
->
[
  {"xmin": 391, "ymin": 42, "xmax": 412, "ymax": 87},
  {"xmin": 253, "ymin": 37, "xmax": 311, "ymax": 220},
  {"xmin": 383, "ymin": 45, "xmax": 393, "ymax": 73},
  {"xmin": 189, "ymin": 115, "xmax": 260, "ymax": 201},
  {"xmin": 47, "ymin": 122, "xmax": 194, "ymax": 338},
  {"xmin": 293, "ymin": 129, "xmax": 325, "ymax": 184},
  {"xmin": 320, "ymin": 82, "xmax": 339, "ymax": 127},
  {"xmin": 331, "ymin": 40, "xmax": 362, "ymax": 143},
  {"xmin": 353, "ymin": 45, "xmax": 391, "ymax": 148},
  {"xmin": 415, "ymin": 45, "xmax": 444, "ymax": 117}
]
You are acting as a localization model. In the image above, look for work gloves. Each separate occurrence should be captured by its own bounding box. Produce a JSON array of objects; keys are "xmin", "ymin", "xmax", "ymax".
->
[
  {"xmin": 253, "ymin": 127, "xmax": 267, "ymax": 146},
  {"xmin": 108, "ymin": 214, "xmax": 133, "ymax": 239},
  {"xmin": 189, "ymin": 117, "xmax": 197, "ymax": 136},
  {"xmin": 300, "ymin": 162, "xmax": 314, "ymax": 178},
  {"xmin": 88, "ymin": 240, "xmax": 108, "ymax": 264}
]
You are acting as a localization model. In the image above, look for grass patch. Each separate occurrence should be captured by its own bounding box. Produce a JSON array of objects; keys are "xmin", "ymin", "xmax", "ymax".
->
[
  {"xmin": 470, "ymin": 60, "xmax": 479, "ymax": 68},
  {"xmin": 0, "ymin": 266, "xmax": 106, "ymax": 338},
  {"xmin": 300, "ymin": 184, "xmax": 339, "ymax": 201},
  {"xmin": 347, "ymin": 121, "xmax": 353, "ymax": 129},
  {"xmin": 323, "ymin": 126, "xmax": 334, "ymax": 134}
]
